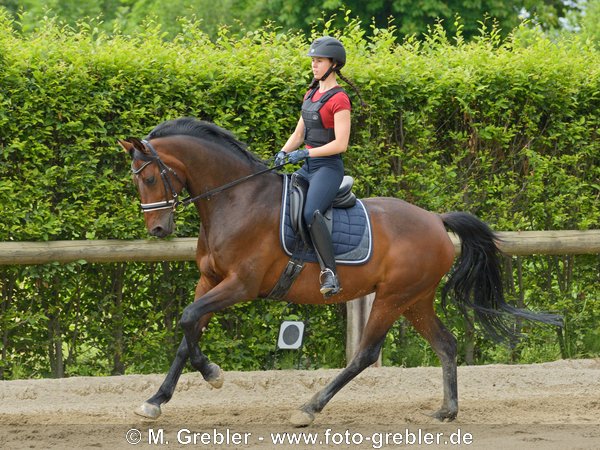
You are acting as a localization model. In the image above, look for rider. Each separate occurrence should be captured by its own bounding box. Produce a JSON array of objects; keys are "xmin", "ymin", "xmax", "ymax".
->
[{"xmin": 276, "ymin": 36, "xmax": 357, "ymax": 298}]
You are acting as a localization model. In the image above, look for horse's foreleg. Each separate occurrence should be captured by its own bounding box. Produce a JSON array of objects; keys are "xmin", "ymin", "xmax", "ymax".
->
[
  {"xmin": 135, "ymin": 314, "xmax": 214, "ymax": 420},
  {"xmin": 135, "ymin": 337, "xmax": 188, "ymax": 419},
  {"xmin": 181, "ymin": 318, "xmax": 224, "ymax": 388},
  {"xmin": 404, "ymin": 298, "xmax": 458, "ymax": 421},
  {"xmin": 179, "ymin": 277, "xmax": 248, "ymax": 385},
  {"xmin": 290, "ymin": 298, "xmax": 397, "ymax": 427}
]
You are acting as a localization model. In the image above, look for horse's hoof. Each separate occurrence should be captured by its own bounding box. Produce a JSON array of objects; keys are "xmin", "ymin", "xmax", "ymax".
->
[
  {"xmin": 290, "ymin": 410, "xmax": 315, "ymax": 427},
  {"xmin": 205, "ymin": 363, "xmax": 224, "ymax": 389},
  {"xmin": 428, "ymin": 408, "xmax": 457, "ymax": 422},
  {"xmin": 135, "ymin": 402, "xmax": 161, "ymax": 420}
]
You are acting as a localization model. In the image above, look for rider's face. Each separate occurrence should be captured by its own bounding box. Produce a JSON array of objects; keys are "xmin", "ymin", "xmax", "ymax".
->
[{"xmin": 311, "ymin": 57, "xmax": 334, "ymax": 80}]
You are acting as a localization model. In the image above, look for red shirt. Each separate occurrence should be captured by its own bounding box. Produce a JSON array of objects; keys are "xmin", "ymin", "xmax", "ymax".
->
[{"xmin": 303, "ymin": 88, "xmax": 352, "ymax": 129}]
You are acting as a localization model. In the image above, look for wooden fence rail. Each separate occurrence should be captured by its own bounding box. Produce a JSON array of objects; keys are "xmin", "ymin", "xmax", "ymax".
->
[{"xmin": 1, "ymin": 230, "xmax": 599, "ymax": 265}]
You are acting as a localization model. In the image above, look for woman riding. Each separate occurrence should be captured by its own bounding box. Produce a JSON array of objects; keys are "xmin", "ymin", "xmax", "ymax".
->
[{"xmin": 275, "ymin": 36, "xmax": 360, "ymax": 298}]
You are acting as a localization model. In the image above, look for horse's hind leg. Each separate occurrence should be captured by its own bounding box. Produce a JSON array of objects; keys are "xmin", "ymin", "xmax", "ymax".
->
[
  {"xmin": 290, "ymin": 297, "xmax": 398, "ymax": 427},
  {"xmin": 403, "ymin": 297, "xmax": 458, "ymax": 421}
]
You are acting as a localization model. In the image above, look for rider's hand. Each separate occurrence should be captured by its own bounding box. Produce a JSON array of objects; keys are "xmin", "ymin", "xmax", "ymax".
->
[
  {"xmin": 287, "ymin": 149, "xmax": 309, "ymax": 164},
  {"xmin": 274, "ymin": 150, "xmax": 286, "ymax": 166}
]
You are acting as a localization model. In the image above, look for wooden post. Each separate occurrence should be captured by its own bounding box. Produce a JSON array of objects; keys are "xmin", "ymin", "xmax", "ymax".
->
[{"xmin": 346, "ymin": 293, "xmax": 381, "ymax": 367}]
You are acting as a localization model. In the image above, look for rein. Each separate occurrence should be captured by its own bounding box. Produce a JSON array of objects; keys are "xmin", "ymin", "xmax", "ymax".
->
[
  {"xmin": 178, "ymin": 163, "xmax": 286, "ymax": 208},
  {"xmin": 132, "ymin": 139, "xmax": 286, "ymax": 213}
]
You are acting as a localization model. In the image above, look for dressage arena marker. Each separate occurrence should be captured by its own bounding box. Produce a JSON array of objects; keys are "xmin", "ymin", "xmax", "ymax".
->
[{"xmin": 277, "ymin": 321, "xmax": 305, "ymax": 350}]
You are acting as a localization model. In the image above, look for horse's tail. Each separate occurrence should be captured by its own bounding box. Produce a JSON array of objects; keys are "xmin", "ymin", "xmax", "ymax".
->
[{"xmin": 440, "ymin": 211, "xmax": 562, "ymax": 342}]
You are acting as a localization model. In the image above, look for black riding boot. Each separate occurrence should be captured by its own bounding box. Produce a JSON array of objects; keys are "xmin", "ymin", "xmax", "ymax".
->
[{"xmin": 309, "ymin": 210, "xmax": 341, "ymax": 297}]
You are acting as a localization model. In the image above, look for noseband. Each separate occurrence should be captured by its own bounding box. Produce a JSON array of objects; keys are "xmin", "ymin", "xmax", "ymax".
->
[{"xmin": 131, "ymin": 140, "xmax": 184, "ymax": 213}]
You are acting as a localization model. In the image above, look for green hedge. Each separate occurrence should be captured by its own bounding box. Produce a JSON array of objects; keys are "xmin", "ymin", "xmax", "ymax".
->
[{"xmin": 0, "ymin": 13, "xmax": 598, "ymax": 378}]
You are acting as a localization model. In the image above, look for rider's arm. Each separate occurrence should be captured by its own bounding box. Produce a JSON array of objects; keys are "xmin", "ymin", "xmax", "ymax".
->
[{"xmin": 280, "ymin": 116, "xmax": 306, "ymax": 153}]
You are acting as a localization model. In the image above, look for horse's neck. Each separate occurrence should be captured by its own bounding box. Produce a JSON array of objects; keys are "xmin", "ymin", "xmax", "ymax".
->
[
  {"xmin": 186, "ymin": 154, "xmax": 282, "ymax": 237},
  {"xmin": 184, "ymin": 146, "xmax": 256, "ymax": 197}
]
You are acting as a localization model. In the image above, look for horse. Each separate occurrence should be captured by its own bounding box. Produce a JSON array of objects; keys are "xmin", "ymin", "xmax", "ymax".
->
[{"xmin": 118, "ymin": 117, "xmax": 561, "ymax": 426}]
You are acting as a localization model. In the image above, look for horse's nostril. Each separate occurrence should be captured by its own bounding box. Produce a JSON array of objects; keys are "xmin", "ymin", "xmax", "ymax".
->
[{"xmin": 150, "ymin": 226, "xmax": 167, "ymax": 238}]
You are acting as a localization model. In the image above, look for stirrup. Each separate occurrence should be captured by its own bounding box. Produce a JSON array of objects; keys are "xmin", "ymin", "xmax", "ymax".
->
[{"xmin": 319, "ymin": 268, "xmax": 341, "ymax": 297}]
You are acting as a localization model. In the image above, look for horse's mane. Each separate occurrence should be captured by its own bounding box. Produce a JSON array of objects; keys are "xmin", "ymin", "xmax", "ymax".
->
[{"xmin": 146, "ymin": 117, "xmax": 266, "ymax": 168}]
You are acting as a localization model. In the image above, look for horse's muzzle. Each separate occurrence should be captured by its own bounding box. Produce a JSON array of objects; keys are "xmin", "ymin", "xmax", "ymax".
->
[
  {"xmin": 148, "ymin": 213, "xmax": 175, "ymax": 238},
  {"xmin": 150, "ymin": 225, "xmax": 172, "ymax": 238}
]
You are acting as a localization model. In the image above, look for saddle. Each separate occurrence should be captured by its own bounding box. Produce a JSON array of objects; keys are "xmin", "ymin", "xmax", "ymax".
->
[
  {"xmin": 269, "ymin": 174, "xmax": 372, "ymax": 299},
  {"xmin": 289, "ymin": 172, "xmax": 357, "ymax": 246}
]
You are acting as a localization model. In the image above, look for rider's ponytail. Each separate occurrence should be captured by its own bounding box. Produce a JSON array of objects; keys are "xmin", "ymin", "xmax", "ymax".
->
[
  {"xmin": 337, "ymin": 71, "xmax": 367, "ymax": 109},
  {"xmin": 309, "ymin": 70, "xmax": 367, "ymax": 110}
]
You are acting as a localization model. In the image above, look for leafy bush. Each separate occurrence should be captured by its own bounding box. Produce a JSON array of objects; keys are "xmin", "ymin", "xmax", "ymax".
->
[{"xmin": 0, "ymin": 13, "xmax": 598, "ymax": 378}]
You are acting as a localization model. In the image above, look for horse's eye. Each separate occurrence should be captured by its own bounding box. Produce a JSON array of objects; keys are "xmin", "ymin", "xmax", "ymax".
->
[{"xmin": 144, "ymin": 176, "xmax": 156, "ymax": 185}]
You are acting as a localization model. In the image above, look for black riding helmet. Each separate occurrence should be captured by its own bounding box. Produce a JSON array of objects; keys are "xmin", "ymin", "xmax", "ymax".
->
[{"xmin": 307, "ymin": 36, "xmax": 346, "ymax": 70}]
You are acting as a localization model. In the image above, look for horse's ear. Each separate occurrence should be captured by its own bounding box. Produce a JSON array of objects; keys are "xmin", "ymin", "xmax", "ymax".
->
[
  {"xmin": 118, "ymin": 137, "xmax": 146, "ymax": 157},
  {"xmin": 118, "ymin": 139, "xmax": 134, "ymax": 156}
]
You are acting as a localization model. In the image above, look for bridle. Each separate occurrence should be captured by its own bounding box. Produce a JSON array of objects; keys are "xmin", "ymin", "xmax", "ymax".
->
[
  {"xmin": 131, "ymin": 140, "xmax": 185, "ymax": 213},
  {"xmin": 131, "ymin": 139, "xmax": 286, "ymax": 213}
]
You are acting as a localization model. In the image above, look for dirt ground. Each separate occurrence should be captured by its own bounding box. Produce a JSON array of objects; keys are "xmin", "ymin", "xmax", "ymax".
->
[{"xmin": 1, "ymin": 359, "xmax": 599, "ymax": 449}]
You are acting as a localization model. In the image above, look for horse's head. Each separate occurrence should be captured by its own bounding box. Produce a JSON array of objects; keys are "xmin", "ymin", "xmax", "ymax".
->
[{"xmin": 119, "ymin": 137, "xmax": 186, "ymax": 238}]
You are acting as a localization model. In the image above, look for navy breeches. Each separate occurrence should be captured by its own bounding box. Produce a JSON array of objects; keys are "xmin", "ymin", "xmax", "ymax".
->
[{"xmin": 296, "ymin": 157, "xmax": 344, "ymax": 227}]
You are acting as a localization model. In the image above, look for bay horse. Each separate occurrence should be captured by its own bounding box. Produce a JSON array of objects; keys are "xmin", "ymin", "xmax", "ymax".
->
[{"xmin": 119, "ymin": 117, "xmax": 561, "ymax": 426}]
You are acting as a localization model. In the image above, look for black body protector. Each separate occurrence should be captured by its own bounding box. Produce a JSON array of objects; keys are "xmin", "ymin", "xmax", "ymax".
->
[{"xmin": 301, "ymin": 86, "xmax": 345, "ymax": 148}]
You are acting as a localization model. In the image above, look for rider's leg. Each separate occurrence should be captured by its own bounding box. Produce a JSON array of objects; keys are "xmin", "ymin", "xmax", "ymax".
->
[
  {"xmin": 302, "ymin": 166, "xmax": 343, "ymax": 297},
  {"xmin": 308, "ymin": 210, "xmax": 341, "ymax": 296}
]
